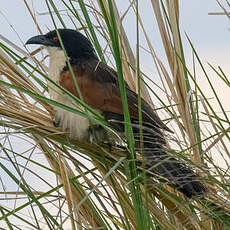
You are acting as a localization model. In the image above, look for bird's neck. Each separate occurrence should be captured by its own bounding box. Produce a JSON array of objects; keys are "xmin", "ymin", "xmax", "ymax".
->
[
  {"xmin": 47, "ymin": 47, "xmax": 67, "ymax": 84},
  {"xmin": 47, "ymin": 47, "xmax": 99, "ymax": 79}
]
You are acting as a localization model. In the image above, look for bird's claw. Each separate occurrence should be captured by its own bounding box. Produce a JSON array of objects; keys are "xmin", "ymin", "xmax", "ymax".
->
[{"xmin": 53, "ymin": 116, "xmax": 61, "ymax": 127}]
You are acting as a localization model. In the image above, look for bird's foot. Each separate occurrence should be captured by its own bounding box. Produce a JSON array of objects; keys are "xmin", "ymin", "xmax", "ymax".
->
[
  {"xmin": 53, "ymin": 120, "xmax": 60, "ymax": 127},
  {"xmin": 88, "ymin": 125, "xmax": 107, "ymax": 144},
  {"xmin": 53, "ymin": 113, "xmax": 61, "ymax": 127}
]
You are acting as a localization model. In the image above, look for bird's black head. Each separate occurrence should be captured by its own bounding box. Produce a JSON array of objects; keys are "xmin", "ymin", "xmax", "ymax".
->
[{"xmin": 26, "ymin": 29, "xmax": 98, "ymax": 61}]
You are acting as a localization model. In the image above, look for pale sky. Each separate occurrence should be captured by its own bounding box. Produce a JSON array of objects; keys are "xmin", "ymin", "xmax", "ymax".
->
[
  {"xmin": 1, "ymin": 1, "xmax": 229, "ymax": 76},
  {"xmin": 6, "ymin": 1, "xmax": 229, "ymax": 113}
]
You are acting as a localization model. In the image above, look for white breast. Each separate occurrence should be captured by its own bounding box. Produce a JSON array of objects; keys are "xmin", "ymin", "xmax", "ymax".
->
[{"xmin": 47, "ymin": 47, "xmax": 90, "ymax": 140}]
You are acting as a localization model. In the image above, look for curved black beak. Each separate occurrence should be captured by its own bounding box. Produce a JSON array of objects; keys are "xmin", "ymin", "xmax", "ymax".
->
[{"xmin": 25, "ymin": 35, "xmax": 54, "ymax": 46}]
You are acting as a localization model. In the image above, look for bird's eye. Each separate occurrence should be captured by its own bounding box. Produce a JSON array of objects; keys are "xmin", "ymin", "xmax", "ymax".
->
[{"xmin": 52, "ymin": 36, "xmax": 59, "ymax": 43}]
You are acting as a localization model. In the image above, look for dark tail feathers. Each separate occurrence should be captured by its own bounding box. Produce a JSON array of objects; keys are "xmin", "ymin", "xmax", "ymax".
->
[{"xmin": 136, "ymin": 131, "xmax": 206, "ymax": 198}]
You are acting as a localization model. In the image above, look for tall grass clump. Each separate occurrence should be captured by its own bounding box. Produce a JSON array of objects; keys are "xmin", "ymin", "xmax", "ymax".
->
[{"xmin": 0, "ymin": 0, "xmax": 229, "ymax": 229}]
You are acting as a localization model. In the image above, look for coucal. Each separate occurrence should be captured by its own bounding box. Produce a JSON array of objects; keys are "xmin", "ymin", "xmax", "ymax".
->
[{"xmin": 26, "ymin": 29, "xmax": 206, "ymax": 198}]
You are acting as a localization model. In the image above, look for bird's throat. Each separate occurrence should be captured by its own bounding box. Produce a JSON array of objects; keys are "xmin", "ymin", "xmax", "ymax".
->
[{"xmin": 47, "ymin": 47, "xmax": 67, "ymax": 84}]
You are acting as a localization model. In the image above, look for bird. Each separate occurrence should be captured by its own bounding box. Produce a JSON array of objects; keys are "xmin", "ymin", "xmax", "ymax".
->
[{"xmin": 26, "ymin": 28, "xmax": 206, "ymax": 198}]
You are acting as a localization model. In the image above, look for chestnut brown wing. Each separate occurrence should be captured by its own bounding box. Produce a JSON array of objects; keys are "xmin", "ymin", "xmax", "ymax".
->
[{"xmin": 59, "ymin": 60, "xmax": 172, "ymax": 132}]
